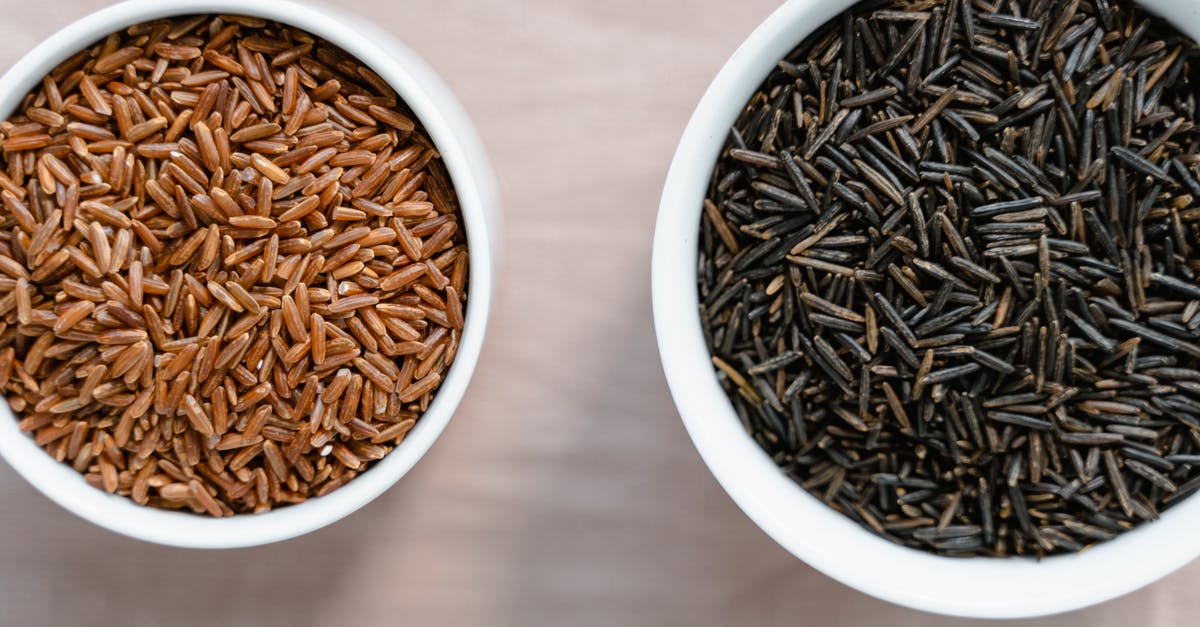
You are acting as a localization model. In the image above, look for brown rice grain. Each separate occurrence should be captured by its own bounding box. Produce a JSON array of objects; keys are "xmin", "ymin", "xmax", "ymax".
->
[{"xmin": 0, "ymin": 15, "xmax": 467, "ymax": 516}]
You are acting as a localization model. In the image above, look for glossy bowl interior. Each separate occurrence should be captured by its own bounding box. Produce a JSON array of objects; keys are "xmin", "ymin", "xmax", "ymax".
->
[
  {"xmin": 652, "ymin": 0, "xmax": 1200, "ymax": 618},
  {"xmin": 0, "ymin": 0, "xmax": 498, "ymax": 548}
]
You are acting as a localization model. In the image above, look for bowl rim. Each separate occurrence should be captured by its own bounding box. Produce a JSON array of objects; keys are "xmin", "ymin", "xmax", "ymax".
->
[
  {"xmin": 0, "ymin": 0, "xmax": 497, "ymax": 548},
  {"xmin": 652, "ymin": 0, "xmax": 1200, "ymax": 617}
]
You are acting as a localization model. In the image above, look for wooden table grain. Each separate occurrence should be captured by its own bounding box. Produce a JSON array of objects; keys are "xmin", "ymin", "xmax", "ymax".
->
[{"xmin": 1, "ymin": 1, "xmax": 1197, "ymax": 625}]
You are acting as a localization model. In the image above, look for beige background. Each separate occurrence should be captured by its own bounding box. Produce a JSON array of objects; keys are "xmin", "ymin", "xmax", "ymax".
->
[{"xmin": 0, "ymin": 1, "xmax": 1197, "ymax": 625}]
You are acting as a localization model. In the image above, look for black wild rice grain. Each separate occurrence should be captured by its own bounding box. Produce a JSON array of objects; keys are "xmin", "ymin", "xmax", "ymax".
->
[{"xmin": 699, "ymin": 0, "xmax": 1200, "ymax": 557}]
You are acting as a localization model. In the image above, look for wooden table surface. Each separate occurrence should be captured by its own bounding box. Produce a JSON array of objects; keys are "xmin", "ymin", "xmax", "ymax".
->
[{"xmin": 2, "ymin": 1, "xmax": 1198, "ymax": 625}]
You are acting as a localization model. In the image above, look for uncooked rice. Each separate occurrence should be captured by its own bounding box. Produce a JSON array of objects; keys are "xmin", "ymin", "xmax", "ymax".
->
[{"xmin": 0, "ymin": 14, "xmax": 468, "ymax": 516}]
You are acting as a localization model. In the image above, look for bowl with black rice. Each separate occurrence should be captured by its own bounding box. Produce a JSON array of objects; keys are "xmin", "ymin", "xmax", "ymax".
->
[{"xmin": 654, "ymin": 0, "xmax": 1200, "ymax": 616}]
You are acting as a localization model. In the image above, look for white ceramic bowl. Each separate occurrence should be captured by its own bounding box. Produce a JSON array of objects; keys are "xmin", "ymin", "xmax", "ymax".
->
[
  {"xmin": 0, "ymin": 0, "xmax": 498, "ymax": 548},
  {"xmin": 653, "ymin": 0, "xmax": 1200, "ymax": 618}
]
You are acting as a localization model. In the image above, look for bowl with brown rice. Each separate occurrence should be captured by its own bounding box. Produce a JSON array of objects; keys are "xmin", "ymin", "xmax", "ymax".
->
[{"xmin": 0, "ymin": 0, "xmax": 497, "ymax": 547}]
